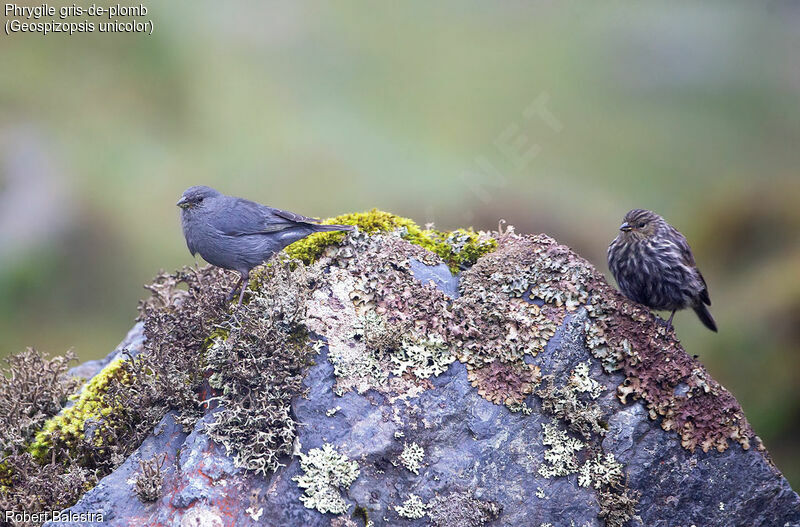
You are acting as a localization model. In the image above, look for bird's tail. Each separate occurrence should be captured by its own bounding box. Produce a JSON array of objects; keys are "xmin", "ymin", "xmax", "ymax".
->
[
  {"xmin": 311, "ymin": 223, "xmax": 356, "ymax": 233},
  {"xmin": 693, "ymin": 303, "xmax": 718, "ymax": 332}
]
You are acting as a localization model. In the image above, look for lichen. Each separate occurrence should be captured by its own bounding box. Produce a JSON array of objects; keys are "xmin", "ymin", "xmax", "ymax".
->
[
  {"xmin": 597, "ymin": 486, "xmax": 640, "ymax": 527},
  {"xmin": 133, "ymin": 454, "xmax": 166, "ymax": 503},
  {"xmin": 538, "ymin": 421, "xmax": 584, "ymax": 478},
  {"xmin": 6, "ymin": 265, "xmax": 237, "ymax": 519},
  {"xmin": 205, "ymin": 259, "xmax": 314, "ymax": 475},
  {"xmin": 427, "ymin": 490, "xmax": 502, "ymax": 527},
  {"xmin": 570, "ymin": 361, "xmax": 605, "ymax": 400},
  {"xmin": 391, "ymin": 336, "xmax": 454, "ymax": 380},
  {"xmin": 584, "ymin": 275, "xmax": 756, "ymax": 453},
  {"xmin": 577, "ymin": 452, "xmax": 623, "ymax": 489},
  {"xmin": 468, "ymin": 360, "xmax": 541, "ymax": 407},
  {"xmin": 395, "ymin": 493, "xmax": 429, "ymax": 519},
  {"xmin": 293, "ymin": 443, "xmax": 360, "ymax": 515},
  {"xmin": 0, "ymin": 348, "xmax": 80, "ymax": 456},
  {"xmin": 399, "ymin": 442, "xmax": 424, "ymax": 475},
  {"xmin": 536, "ymin": 371, "xmax": 606, "ymax": 440},
  {"xmin": 0, "ymin": 349, "xmax": 89, "ymax": 515},
  {"xmin": 453, "ymin": 238, "xmax": 566, "ymax": 371}
]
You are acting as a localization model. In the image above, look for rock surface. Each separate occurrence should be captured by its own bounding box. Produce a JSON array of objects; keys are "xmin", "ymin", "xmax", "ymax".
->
[{"xmin": 48, "ymin": 230, "xmax": 799, "ymax": 527}]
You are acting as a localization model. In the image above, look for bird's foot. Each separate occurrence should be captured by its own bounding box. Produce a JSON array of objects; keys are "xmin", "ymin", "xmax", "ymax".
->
[
  {"xmin": 225, "ymin": 286, "xmax": 239, "ymax": 303},
  {"xmin": 226, "ymin": 274, "xmax": 245, "ymax": 303},
  {"xmin": 656, "ymin": 311, "xmax": 676, "ymax": 333}
]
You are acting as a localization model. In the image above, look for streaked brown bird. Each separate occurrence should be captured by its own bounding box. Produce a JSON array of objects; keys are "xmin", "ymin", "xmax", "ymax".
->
[{"xmin": 607, "ymin": 209, "xmax": 717, "ymax": 332}]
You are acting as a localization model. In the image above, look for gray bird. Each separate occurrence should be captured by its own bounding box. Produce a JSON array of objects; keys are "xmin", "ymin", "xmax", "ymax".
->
[
  {"xmin": 607, "ymin": 208, "xmax": 717, "ymax": 332},
  {"xmin": 178, "ymin": 185, "xmax": 354, "ymax": 305}
]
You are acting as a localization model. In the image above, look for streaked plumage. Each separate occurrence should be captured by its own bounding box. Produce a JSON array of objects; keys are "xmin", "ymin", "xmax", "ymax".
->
[
  {"xmin": 607, "ymin": 209, "xmax": 717, "ymax": 332},
  {"xmin": 178, "ymin": 185, "xmax": 354, "ymax": 305}
]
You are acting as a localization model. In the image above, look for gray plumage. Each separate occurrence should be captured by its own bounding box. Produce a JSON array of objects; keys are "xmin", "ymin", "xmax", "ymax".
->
[
  {"xmin": 607, "ymin": 208, "xmax": 717, "ymax": 332},
  {"xmin": 178, "ymin": 185, "xmax": 354, "ymax": 305}
]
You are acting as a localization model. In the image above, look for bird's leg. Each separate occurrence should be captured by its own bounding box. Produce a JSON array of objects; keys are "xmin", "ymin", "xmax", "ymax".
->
[
  {"xmin": 666, "ymin": 310, "xmax": 676, "ymax": 330},
  {"xmin": 237, "ymin": 277, "xmax": 249, "ymax": 307},
  {"xmin": 226, "ymin": 275, "xmax": 243, "ymax": 303}
]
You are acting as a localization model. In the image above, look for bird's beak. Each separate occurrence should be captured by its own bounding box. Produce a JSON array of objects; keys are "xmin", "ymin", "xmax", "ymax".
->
[
  {"xmin": 619, "ymin": 222, "xmax": 632, "ymax": 232},
  {"xmin": 177, "ymin": 197, "xmax": 190, "ymax": 209}
]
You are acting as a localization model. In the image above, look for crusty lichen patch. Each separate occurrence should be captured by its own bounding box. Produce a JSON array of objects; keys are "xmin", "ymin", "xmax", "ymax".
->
[
  {"xmin": 578, "ymin": 452, "xmax": 623, "ymax": 489},
  {"xmin": 395, "ymin": 493, "xmax": 429, "ymax": 519},
  {"xmin": 293, "ymin": 443, "xmax": 360, "ymax": 515},
  {"xmin": 473, "ymin": 231, "xmax": 756, "ymax": 455},
  {"xmin": 391, "ymin": 336, "xmax": 454, "ymax": 380},
  {"xmin": 536, "ymin": 369, "xmax": 606, "ymax": 440},
  {"xmin": 468, "ymin": 361, "xmax": 541, "ymax": 407},
  {"xmin": 399, "ymin": 442, "xmax": 425, "ymax": 475},
  {"xmin": 538, "ymin": 421, "xmax": 584, "ymax": 478},
  {"xmin": 583, "ymin": 269, "xmax": 756, "ymax": 453},
  {"xmin": 427, "ymin": 490, "xmax": 502, "ymax": 527}
]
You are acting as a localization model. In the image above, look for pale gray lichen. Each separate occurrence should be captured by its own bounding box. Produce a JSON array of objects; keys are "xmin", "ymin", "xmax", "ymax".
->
[
  {"xmin": 538, "ymin": 421, "xmax": 584, "ymax": 478},
  {"xmin": 570, "ymin": 361, "xmax": 605, "ymax": 400},
  {"xmin": 391, "ymin": 336, "xmax": 454, "ymax": 380},
  {"xmin": 395, "ymin": 493, "xmax": 429, "ymax": 519},
  {"xmin": 536, "ymin": 373, "xmax": 607, "ymax": 441},
  {"xmin": 399, "ymin": 441, "xmax": 424, "ymax": 475},
  {"xmin": 577, "ymin": 452, "xmax": 623, "ymax": 489},
  {"xmin": 293, "ymin": 444, "xmax": 360, "ymax": 515}
]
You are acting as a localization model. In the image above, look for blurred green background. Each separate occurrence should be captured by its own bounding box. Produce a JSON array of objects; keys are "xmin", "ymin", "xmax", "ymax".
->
[{"xmin": 1, "ymin": 1, "xmax": 798, "ymax": 486}]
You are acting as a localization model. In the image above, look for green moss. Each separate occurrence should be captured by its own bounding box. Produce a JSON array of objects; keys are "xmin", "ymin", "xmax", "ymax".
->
[
  {"xmin": 284, "ymin": 209, "xmax": 496, "ymax": 273},
  {"xmin": 29, "ymin": 358, "xmax": 130, "ymax": 462}
]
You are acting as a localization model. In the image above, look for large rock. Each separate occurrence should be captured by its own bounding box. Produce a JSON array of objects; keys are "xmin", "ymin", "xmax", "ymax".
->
[{"xmin": 48, "ymin": 229, "xmax": 799, "ymax": 527}]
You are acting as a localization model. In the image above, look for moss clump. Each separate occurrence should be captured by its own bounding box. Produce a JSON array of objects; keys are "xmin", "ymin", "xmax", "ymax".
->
[
  {"xmin": 29, "ymin": 358, "xmax": 130, "ymax": 462},
  {"xmin": 285, "ymin": 209, "xmax": 496, "ymax": 273},
  {"xmin": 293, "ymin": 443, "xmax": 360, "ymax": 515}
]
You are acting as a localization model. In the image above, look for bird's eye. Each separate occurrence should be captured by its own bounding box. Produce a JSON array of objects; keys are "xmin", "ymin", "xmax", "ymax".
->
[
  {"xmin": 197, "ymin": 197, "xmax": 204, "ymax": 202},
  {"xmin": 637, "ymin": 222, "xmax": 646, "ymax": 228}
]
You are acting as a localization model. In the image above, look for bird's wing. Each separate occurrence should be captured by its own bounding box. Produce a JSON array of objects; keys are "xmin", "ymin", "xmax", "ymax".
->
[
  {"xmin": 668, "ymin": 225, "xmax": 712, "ymax": 306},
  {"xmin": 212, "ymin": 198, "xmax": 317, "ymax": 236},
  {"xmin": 270, "ymin": 207, "xmax": 321, "ymax": 225},
  {"xmin": 696, "ymin": 270, "xmax": 712, "ymax": 306},
  {"xmin": 668, "ymin": 226, "xmax": 696, "ymax": 267}
]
